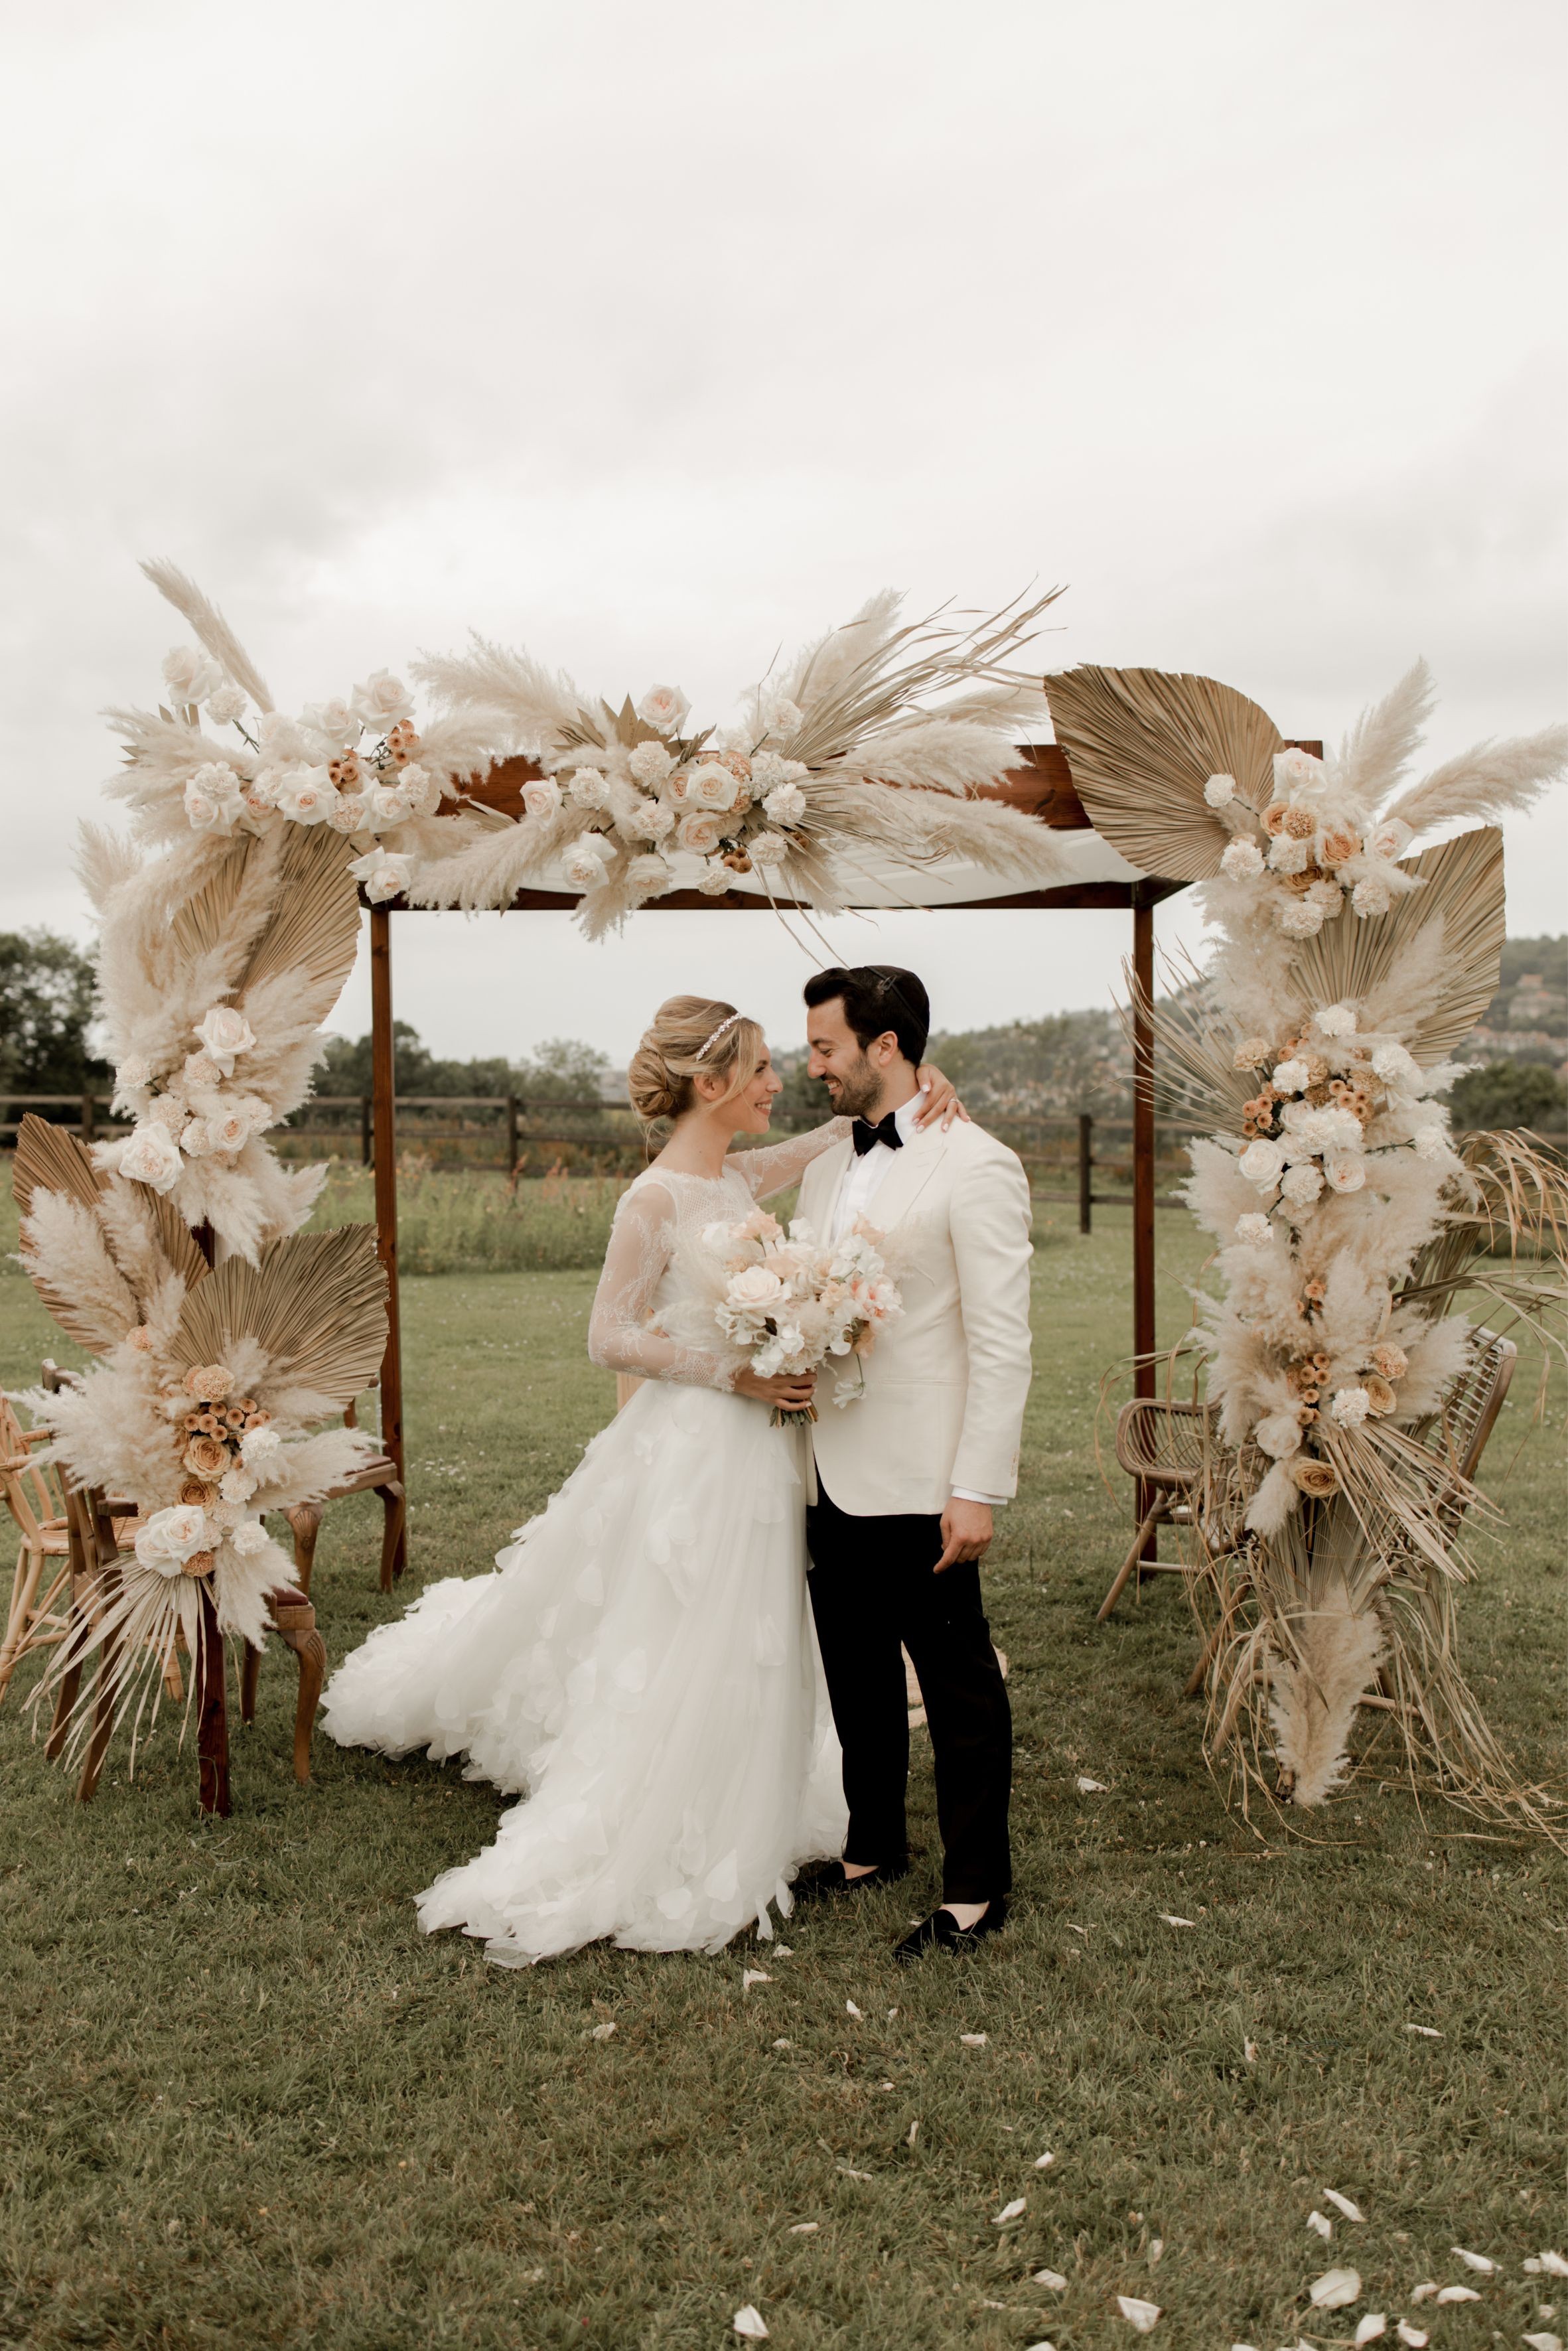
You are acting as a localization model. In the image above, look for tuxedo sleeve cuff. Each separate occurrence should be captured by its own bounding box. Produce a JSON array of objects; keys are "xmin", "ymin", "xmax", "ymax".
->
[{"xmin": 951, "ymin": 1488, "xmax": 1008, "ymax": 1507}]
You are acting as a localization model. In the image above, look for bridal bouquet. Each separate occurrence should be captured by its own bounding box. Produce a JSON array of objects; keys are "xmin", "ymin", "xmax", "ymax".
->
[{"xmin": 703, "ymin": 1209, "xmax": 903, "ymax": 1422}]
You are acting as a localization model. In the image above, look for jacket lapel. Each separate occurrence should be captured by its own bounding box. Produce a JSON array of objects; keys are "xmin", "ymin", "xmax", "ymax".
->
[
  {"xmin": 800, "ymin": 1137, "xmax": 852, "ymax": 1234},
  {"xmin": 861, "ymin": 1122, "xmax": 950, "ymax": 1236}
]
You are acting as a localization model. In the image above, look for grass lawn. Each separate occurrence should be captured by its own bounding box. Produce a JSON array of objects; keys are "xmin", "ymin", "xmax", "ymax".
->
[{"xmin": 1, "ymin": 1204, "xmax": 1563, "ymax": 2350}]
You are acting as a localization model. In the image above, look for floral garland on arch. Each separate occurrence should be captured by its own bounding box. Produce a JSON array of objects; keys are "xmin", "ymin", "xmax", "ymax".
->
[{"xmin": 1046, "ymin": 660, "xmax": 1567, "ymax": 1829}]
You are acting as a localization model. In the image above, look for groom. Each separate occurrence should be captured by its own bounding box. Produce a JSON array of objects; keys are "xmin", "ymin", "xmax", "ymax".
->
[{"xmin": 795, "ymin": 965, "xmax": 1033, "ymax": 1961}]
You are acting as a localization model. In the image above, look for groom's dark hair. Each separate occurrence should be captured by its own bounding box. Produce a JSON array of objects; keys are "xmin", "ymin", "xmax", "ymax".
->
[{"xmin": 804, "ymin": 965, "xmax": 930, "ymax": 1066}]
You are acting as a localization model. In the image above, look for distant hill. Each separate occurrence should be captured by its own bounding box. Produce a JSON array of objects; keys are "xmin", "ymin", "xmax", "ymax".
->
[{"xmin": 1465, "ymin": 934, "xmax": 1567, "ymax": 1072}]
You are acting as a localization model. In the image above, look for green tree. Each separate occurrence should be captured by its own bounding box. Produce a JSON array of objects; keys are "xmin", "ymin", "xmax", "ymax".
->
[
  {"xmin": 0, "ymin": 930, "xmax": 109, "ymax": 1098},
  {"xmin": 1449, "ymin": 1058, "xmax": 1567, "ymax": 1133}
]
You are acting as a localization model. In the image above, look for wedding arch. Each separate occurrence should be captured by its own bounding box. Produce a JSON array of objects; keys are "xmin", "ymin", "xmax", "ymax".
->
[{"xmin": 11, "ymin": 562, "xmax": 1563, "ymax": 1833}]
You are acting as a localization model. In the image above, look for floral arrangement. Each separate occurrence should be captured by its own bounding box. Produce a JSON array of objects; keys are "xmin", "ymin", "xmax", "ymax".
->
[
  {"xmin": 703, "ymin": 1210, "xmax": 902, "ymax": 1422},
  {"xmin": 1045, "ymin": 659, "xmax": 1566, "ymax": 1824}
]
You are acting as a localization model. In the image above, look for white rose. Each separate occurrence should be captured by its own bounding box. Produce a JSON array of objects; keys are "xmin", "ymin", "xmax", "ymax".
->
[
  {"xmin": 762, "ymin": 781, "xmax": 807, "ymax": 827},
  {"xmin": 219, "ymin": 1464, "xmax": 258, "ymax": 1504},
  {"xmin": 136, "ymin": 1503, "xmax": 210, "ymax": 1569},
  {"xmin": 1255, "ymin": 1411, "xmax": 1303, "ymax": 1459},
  {"xmin": 1280, "ymin": 1162, "xmax": 1325, "ymax": 1206},
  {"xmin": 1369, "ymin": 818, "xmax": 1412, "ymax": 861},
  {"xmin": 350, "ymin": 670, "xmax": 415, "ymax": 729},
  {"xmin": 240, "ymin": 1425, "xmax": 285, "ymax": 1479},
  {"xmin": 626, "ymin": 852, "xmax": 673, "ymax": 893},
  {"xmin": 206, "ymin": 1099, "xmax": 270, "ymax": 1152},
  {"xmin": 1204, "ymin": 772, "xmax": 1236, "ymax": 807},
  {"xmin": 1323, "ymin": 1153, "xmax": 1366, "ymax": 1192},
  {"xmin": 1220, "ymin": 838, "xmax": 1264, "ymax": 879},
  {"xmin": 728, "ymin": 1266, "xmax": 785, "ymax": 1308},
  {"xmin": 346, "ymin": 847, "xmax": 412, "ymax": 903},
  {"xmin": 230, "ymin": 1517, "xmax": 271, "ymax": 1557},
  {"xmin": 119, "ymin": 1122, "xmax": 185, "ymax": 1192},
  {"xmin": 205, "ymin": 681, "xmax": 248, "ymax": 727},
  {"xmin": 567, "ymin": 768, "xmax": 610, "ymax": 808},
  {"xmin": 1271, "ymin": 1058, "xmax": 1311, "ymax": 1096},
  {"xmin": 1234, "ymin": 1212, "xmax": 1273, "ymax": 1246},
  {"xmin": 748, "ymin": 829, "xmax": 788, "ymax": 868},
  {"xmin": 1352, "ymin": 876, "xmax": 1391, "ymax": 918},
  {"xmin": 301, "ymin": 698, "xmax": 359, "ymax": 747},
  {"xmin": 1278, "ymin": 899, "xmax": 1327, "ymax": 938},
  {"xmin": 635, "ymin": 684, "xmax": 690, "ymax": 735},
  {"xmin": 273, "ymin": 764, "xmax": 332, "ymax": 824},
  {"xmin": 761, "ymin": 695, "xmax": 804, "ymax": 739},
  {"xmin": 162, "ymin": 646, "xmax": 223, "ymax": 704},
  {"xmin": 686, "ymin": 761, "xmax": 740, "ymax": 813},
  {"xmin": 522, "ymin": 776, "xmax": 563, "ymax": 819},
  {"xmin": 362, "ymin": 778, "xmax": 416, "ymax": 828},
  {"xmin": 193, "ymin": 1005, "xmax": 255, "ymax": 1073},
  {"xmin": 627, "ymin": 741, "xmax": 674, "ymax": 786},
  {"xmin": 1329, "ymin": 1386, "xmax": 1371, "ymax": 1427},
  {"xmin": 677, "ymin": 810, "xmax": 725, "ymax": 857},
  {"xmin": 1273, "ymin": 747, "xmax": 1322, "ymax": 793},
  {"xmin": 563, "ymin": 835, "xmax": 613, "ymax": 889},
  {"xmin": 1315, "ymin": 1003, "xmax": 1357, "ymax": 1037},
  {"xmin": 1238, "ymin": 1139, "xmax": 1285, "ymax": 1188}
]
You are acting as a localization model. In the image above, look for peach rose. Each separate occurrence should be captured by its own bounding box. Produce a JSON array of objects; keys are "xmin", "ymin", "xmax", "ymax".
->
[
  {"xmin": 178, "ymin": 1477, "xmax": 218, "ymax": 1508},
  {"xmin": 1320, "ymin": 825, "xmax": 1362, "ymax": 864},
  {"xmin": 1291, "ymin": 1459, "xmax": 1339, "ymax": 1498},
  {"xmin": 183, "ymin": 1435, "xmax": 230, "ymax": 1479},
  {"xmin": 1262, "ymin": 804, "xmax": 1291, "ymax": 837},
  {"xmin": 677, "ymin": 809, "xmax": 725, "ymax": 857},
  {"xmin": 1361, "ymin": 1373, "xmax": 1397, "ymax": 1415}
]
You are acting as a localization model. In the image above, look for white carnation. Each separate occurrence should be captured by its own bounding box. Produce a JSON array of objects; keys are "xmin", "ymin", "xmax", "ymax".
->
[
  {"xmin": 762, "ymin": 781, "xmax": 808, "ymax": 827},
  {"xmin": 1283, "ymin": 1104, "xmax": 1363, "ymax": 1155},
  {"xmin": 397, "ymin": 762, "xmax": 442, "ymax": 816},
  {"xmin": 567, "ymin": 767, "xmax": 610, "ymax": 808},
  {"xmin": 1306, "ymin": 879, "xmax": 1343, "ymax": 912},
  {"xmin": 522, "ymin": 776, "xmax": 563, "ymax": 819},
  {"xmin": 1271, "ymin": 1058, "xmax": 1311, "ymax": 1095},
  {"xmin": 1234, "ymin": 1212, "xmax": 1273, "ymax": 1246},
  {"xmin": 327, "ymin": 793, "xmax": 367, "ymax": 835},
  {"xmin": 761, "ymin": 695, "xmax": 804, "ymax": 739},
  {"xmin": 748, "ymin": 829, "xmax": 789, "ymax": 868},
  {"xmin": 240, "ymin": 1425, "xmax": 285, "ymax": 1478},
  {"xmin": 1411, "ymin": 1121, "xmax": 1452, "ymax": 1161},
  {"xmin": 194, "ymin": 1005, "xmax": 255, "ymax": 1072},
  {"xmin": 627, "ymin": 741, "xmax": 674, "ymax": 786},
  {"xmin": 697, "ymin": 859, "xmax": 733, "ymax": 896},
  {"xmin": 118, "ymin": 1123, "xmax": 185, "ymax": 1193},
  {"xmin": 115, "ymin": 1054, "xmax": 153, "ymax": 1090},
  {"xmin": 1238, "ymin": 1139, "xmax": 1285, "ymax": 1188},
  {"xmin": 1330, "ymin": 1386, "xmax": 1371, "ymax": 1427},
  {"xmin": 219, "ymin": 1464, "xmax": 258, "ymax": 1504},
  {"xmin": 1268, "ymin": 834, "xmax": 1311, "ymax": 875},
  {"xmin": 1220, "ymin": 837, "xmax": 1265, "ymax": 879},
  {"xmin": 1280, "ymin": 1162, "xmax": 1325, "ymax": 1206},
  {"xmin": 1255, "ymin": 1411, "xmax": 1304, "ymax": 1459},
  {"xmin": 346, "ymin": 847, "xmax": 412, "ymax": 903},
  {"xmin": 257, "ymin": 712, "xmax": 309, "ymax": 761},
  {"xmin": 1315, "ymin": 1003, "xmax": 1357, "ymax": 1037},
  {"xmin": 635, "ymin": 683, "xmax": 690, "ymax": 735},
  {"xmin": 1278, "ymin": 899, "xmax": 1327, "ymax": 937},
  {"xmin": 1203, "ymin": 772, "xmax": 1236, "ymax": 806},
  {"xmin": 641, "ymin": 800, "xmax": 676, "ymax": 841},
  {"xmin": 230, "ymin": 1518, "xmax": 271, "ymax": 1558},
  {"xmin": 205, "ymin": 681, "xmax": 248, "ymax": 726},
  {"xmin": 350, "ymin": 670, "xmax": 415, "ymax": 729},
  {"xmin": 1352, "ymin": 876, "xmax": 1391, "ymax": 918},
  {"xmin": 1372, "ymin": 1041, "xmax": 1421, "ymax": 1092}
]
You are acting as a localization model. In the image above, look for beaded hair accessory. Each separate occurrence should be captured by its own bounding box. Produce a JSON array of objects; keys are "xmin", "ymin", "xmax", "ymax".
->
[{"xmin": 696, "ymin": 1011, "xmax": 745, "ymax": 1059}]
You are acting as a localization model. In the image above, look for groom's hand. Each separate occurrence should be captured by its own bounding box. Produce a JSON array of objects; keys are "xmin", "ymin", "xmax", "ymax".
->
[{"xmin": 934, "ymin": 1497, "xmax": 993, "ymax": 1573}]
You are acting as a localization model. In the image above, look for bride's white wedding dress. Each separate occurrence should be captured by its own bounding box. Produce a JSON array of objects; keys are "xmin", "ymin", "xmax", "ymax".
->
[{"xmin": 320, "ymin": 1124, "xmax": 850, "ymax": 1964}]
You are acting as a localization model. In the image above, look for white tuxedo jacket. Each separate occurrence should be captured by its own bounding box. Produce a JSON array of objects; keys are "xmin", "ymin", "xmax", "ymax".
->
[{"xmin": 798, "ymin": 1117, "xmax": 1033, "ymax": 1518}]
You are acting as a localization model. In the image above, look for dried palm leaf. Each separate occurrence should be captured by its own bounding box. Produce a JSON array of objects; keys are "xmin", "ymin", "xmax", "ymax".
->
[
  {"xmin": 140, "ymin": 559, "xmax": 273, "ymax": 712},
  {"xmin": 12, "ymin": 1113, "xmax": 106, "ymax": 1218},
  {"xmin": 1043, "ymin": 666, "xmax": 1283, "ymax": 881},
  {"xmin": 235, "ymin": 824, "xmax": 360, "ymax": 1012},
  {"xmin": 1287, "ymin": 827, "xmax": 1504, "ymax": 1061},
  {"xmin": 169, "ymin": 1226, "xmax": 387, "ymax": 1409}
]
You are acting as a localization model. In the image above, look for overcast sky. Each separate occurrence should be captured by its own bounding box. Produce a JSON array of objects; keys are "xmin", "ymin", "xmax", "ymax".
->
[{"xmin": 5, "ymin": 0, "xmax": 1563, "ymax": 1068}]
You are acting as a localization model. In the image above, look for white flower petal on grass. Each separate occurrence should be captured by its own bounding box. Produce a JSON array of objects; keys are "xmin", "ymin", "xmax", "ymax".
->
[
  {"xmin": 1310, "ymin": 2267, "xmax": 1362, "ymax": 2309},
  {"xmin": 1033, "ymin": 2268, "xmax": 1068, "ymax": 2290},
  {"xmin": 733, "ymin": 2307, "xmax": 769, "ymax": 2341},
  {"xmin": 1116, "ymin": 2295, "xmax": 1161, "ymax": 2332},
  {"xmin": 1395, "ymin": 2324, "xmax": 1428, "ymax": 2347},
  {"xmin": 845, "ymin": 2000, "xmax": 863, "ymax": 2019},
  {"xmin": 1324, "ymin": 2190, "xmax": 1366, "ymax": 2222},
  {"xmin": 1308, "ymin": 2211, "xmax": 1333, "ymax": 2238},
  {"xmin": 1159, "ymin": 1914, "xmax": 1196, "ymax": 1929},
  {"xmin": 773, "ymin": 1948, "xmax": 793, "ymax": 1959},
  {"xmin": 1409, "ymin": 2283, "xmax": 1437, "ymax": 2302},
  {"xmin": 1023, "ymin": 2340, "xmax": 1057, "ymax": 2351},
  {"xmin": 1354, "ymin": 2318, "xmax": 1387, "ymax": 2346},
  {"xmin": 1404, "ymin": 2023, "xmax": 1441, "ymax": 2037},
  {"xmin": 589, "ymin": 2021, "xmax": 616, "ymax": 2040},
  {"xmin": 1450, "ymin": 2247, "xmax": 1496, "ymax": 2273},
  {"xmin": 742, "ymin": 1971, "xmax": 772, "ymax": 1991},
  {"xmin": 836, "ymin": 2165, "xmax": 873, "ymax": 2182},
  {"xmin": 1034, "ymin": 2151, "xmax": 1055, "ymax": 2169},
  {"xmin": 906, "ymin": 2121, "xmax": 919, "ymax": 2147},
  {"xmin": 960, "ymin": 2032, "xmax": 988, "ymax": 2046},
  {"xmin": 1076, "ymin": 1776, "xmax": 1109, "ymax": 1792},
  {"xmin": 1523, "ymin": 2335, "xmax": 1563, "ymax": 2351},
  {"xmin": 993, "ymin": 2198, "xmax": 1027, "ymax": 2225},
  {"xmin": 788, "ymin": 2222, "xmax": 818, "ymax": 2235},
  {"xmin": 1147, "ymin": 2238, "xmax": 1163, "ymax": 2265},
  {"xmin": 886, "ymin": 2007, "xmax": 898, "ymax": 2021},
  {"xmin": 1435, "ymin": 2285, "xmax": 1480, "ymax": 2303},
  {"xmin": 1541, "ymin": 2253, "xmax": 1568, "ymax": 2277},
  {"xmin": 771, "ymin": 2039, "xmax": 791, "ymax": 2050},
  {"xmin": 1243, "ymin": 2039, "xmax": 1258, "ymax": 2064}
]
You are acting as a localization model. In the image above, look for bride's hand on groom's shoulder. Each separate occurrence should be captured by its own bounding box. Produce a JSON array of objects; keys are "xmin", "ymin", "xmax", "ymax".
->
[
  {"xmin": 913, "ymin": 1062, "xmax": 970, "ymax": 1130},
  {"xmin": 734, "ymin": 1366, "xmax": 818, "ymax": 1409}
]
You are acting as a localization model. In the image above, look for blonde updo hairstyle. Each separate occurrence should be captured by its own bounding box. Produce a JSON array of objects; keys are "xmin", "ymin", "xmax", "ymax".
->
[{"xmin": 627, "ymin": 995, "xmax": 767, "ymax": 1129}]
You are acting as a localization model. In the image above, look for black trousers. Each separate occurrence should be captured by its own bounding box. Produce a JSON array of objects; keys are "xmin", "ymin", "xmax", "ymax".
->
[{"xmin": 806, "ymin": 1482, "xmax": 1012, "ymax": 1904}]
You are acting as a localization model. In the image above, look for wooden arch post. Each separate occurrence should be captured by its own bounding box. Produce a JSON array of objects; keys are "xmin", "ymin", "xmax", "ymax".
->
[{"xmin": 361, "ymin": 742, "xmax": 1216, "ymax": 1577}]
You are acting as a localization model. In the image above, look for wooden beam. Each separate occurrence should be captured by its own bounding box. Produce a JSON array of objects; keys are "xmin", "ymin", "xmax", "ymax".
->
[
  {"xmin": 368, "ymin": 904, "xmax": 407, "ymax": 1582},
  {"xmin": 1131, "ymin": 885, "xmax": 1157, "ymax": 1559}
]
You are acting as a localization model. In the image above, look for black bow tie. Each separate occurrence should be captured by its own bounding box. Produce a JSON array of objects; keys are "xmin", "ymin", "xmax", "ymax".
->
[{"xmin": 851, "ymin": 1112, "xmax": 903, "ymax": 1157}]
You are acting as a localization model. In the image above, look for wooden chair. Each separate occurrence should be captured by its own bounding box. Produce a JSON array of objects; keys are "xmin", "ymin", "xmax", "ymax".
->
[
  {"xmin": 1420, "ymin": 1326, "xmax": 1518, "ymax": 1523},
  {"xmin": 1, "ymin": 1390, "xmax": 76, "ymax": 1704},
  {"xmin": 1096, "ymin": 1397, "xmax": 1224, "ymax": 1622},
  {"xmin": 281, "ymin": 1394, "xmax": 405, "ymax": 1596}
]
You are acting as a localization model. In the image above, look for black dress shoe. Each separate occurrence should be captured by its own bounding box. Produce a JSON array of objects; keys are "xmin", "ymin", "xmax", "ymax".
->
[
  {"xmin": 794, "ymin": 1857, "xmax": 910, "ymax": 1899},
  {"xmin": 892, "ymin": 1898, "xmax": 1009, "ymax": 1963}
]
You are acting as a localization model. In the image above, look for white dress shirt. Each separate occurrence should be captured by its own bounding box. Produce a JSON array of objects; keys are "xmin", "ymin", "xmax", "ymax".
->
[{"xmin": 829, "ymin": 1088, "xmax": 1008, "ymax": 1510}]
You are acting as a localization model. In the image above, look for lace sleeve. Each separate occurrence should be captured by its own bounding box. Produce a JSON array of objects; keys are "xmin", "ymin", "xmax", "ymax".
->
[
  {"xmin": 587, "ymin": 1179, "xmax": 738, "ymax": 1392},
  {"xmin": 725, "ymin": 1117, "xmax": 851, "ymax": 1202}
]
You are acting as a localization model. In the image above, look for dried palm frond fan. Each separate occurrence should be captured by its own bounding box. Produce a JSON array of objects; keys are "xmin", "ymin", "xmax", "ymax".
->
[{"xmin": 1048, "ymin": 659, "xmax": 1568, "ymax": 1833}]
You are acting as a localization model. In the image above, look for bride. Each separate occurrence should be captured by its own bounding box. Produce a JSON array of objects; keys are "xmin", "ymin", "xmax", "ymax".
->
[{"xmin": 321, "ymin": 995, "xmax": 962, "ymax": 1964}]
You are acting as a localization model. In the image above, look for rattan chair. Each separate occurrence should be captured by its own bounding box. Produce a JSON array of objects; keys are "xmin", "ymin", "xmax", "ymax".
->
[
  {"xmin": 1418, "ymin": 1326, "xmax": 1518, "ymax": 1520},
  {"xmin": 0, "ymin": 1389, "xmax": 76, "ymax": 1705},
  {"xmin": 1096, "ymin": 1397, "xmax": 1224, "ymax": 1622}
]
